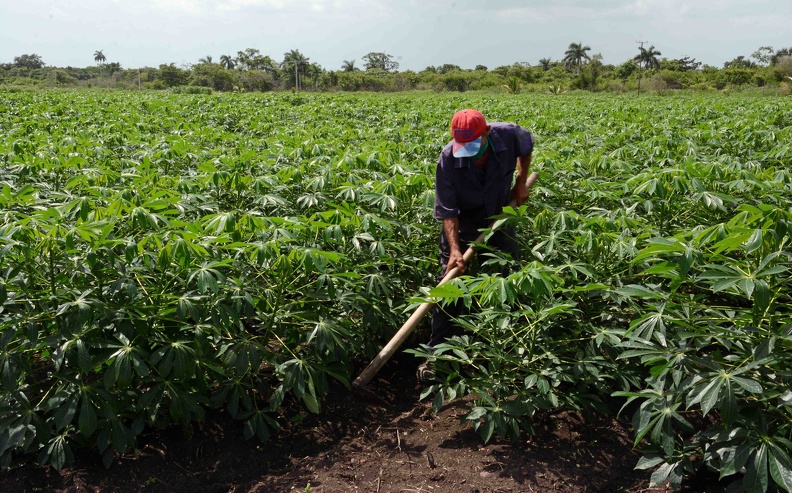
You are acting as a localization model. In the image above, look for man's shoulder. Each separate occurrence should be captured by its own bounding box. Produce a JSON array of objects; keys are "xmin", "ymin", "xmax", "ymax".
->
[
  {"xmin": 438, "ymin": 142, "xmax": 455, "ymax": 165},
  {"xmin": 490, "ymin": 122, "xmax": 523, "ymax": 134},
  {"xmin": 490, "ymin": 122, "xmax": 533, "ymax": 154}
]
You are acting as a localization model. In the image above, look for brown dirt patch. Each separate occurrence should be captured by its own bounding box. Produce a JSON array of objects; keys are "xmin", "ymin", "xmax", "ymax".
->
[{"xmin": 0, "ymin": 355, "xmax": 680, "ymax": 493}]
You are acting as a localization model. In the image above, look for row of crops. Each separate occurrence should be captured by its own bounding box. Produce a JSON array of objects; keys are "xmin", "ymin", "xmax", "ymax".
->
[{"xmin": 1, "ymin": 90, "xmax": 791, "ymax": 491}]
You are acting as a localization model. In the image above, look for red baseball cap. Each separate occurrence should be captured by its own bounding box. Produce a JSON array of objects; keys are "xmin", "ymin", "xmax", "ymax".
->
[{"xmin": 451, "ymin": 109, "xmax": 487, "ymax": 158}]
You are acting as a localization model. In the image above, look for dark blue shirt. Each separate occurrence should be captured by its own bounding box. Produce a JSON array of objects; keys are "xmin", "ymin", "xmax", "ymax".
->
[{"xmin": 434, "ymin": 122, "xmax": 534, "ymax": 235}]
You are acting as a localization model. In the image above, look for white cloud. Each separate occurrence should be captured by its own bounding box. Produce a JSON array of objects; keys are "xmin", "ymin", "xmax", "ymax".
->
[
  {"xmin": 728, "ymin": 13, "xmax": 790, "ymax": 29},
  {"xmin": 494, "ymin": 5, "xmax": 597, "ymax": 24},
  {"xmin": 622, "ymin": 0, "xmax": 655, "ymax": 16},
  {"xmin": 147, "ymin": 0, "xmax": 207, "ymax": 14},
  {"xmin": 148, "ymin": 0, "xmax": 290, "ymax": 14},
  {"xmin": 214, "ymin": 0, "xmax": 287, "ymax": 12},
  {"xmin": 492, "ymin": 0, "xmax": 784, "ymax": 24},
  {"xmin": 146, "ymin": 0, "xmax": 378, "ymax": 14}
]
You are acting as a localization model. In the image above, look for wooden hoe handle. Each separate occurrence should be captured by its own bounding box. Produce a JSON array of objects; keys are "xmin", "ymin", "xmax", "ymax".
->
[{"xmin": 352, "ymin": 172, "xmax": 539, "ymax": 391}]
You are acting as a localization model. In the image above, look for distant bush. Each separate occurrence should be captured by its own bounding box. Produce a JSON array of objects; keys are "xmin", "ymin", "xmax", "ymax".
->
[
  {"xmin": 2, "ymin": 57, "xmax": 792, "ymax": 94},
  {"xmin": 0, "ymin": 85, "xmax": 25, "ymax": 93},
  {"xmin": 776, "ymin": 56, "xmax": 792, "ymax": 75},
  {"xmin": 691, "ymin": 82, "xmax": 715, "ymax": 92},
  {"xmin": 144, "ymin": 80, "xmax": 166, "ymax": 90},
  {"xmin": 190, "ymin": 64, "xmax": 236, "ymax": 92},
  {"xmin": 337, "ymin": 71, "xmax": 388, "ymax": 92},
  {"xmin": 237, "ymin": 70, "xmax": 274, "ymax": 92},
  {"xmin": 169, "ymin": 85, "xmax": 212, "ymax": 95},
  {"xmin": 52, "ymin": 70, "xmax": 77, "ymax": 86},
  {"xmin": 468, "ymin": 72, "xmax": 505, "ymax": 91},
  {"xmin": 644, "ymin": 74, "xmax": 669, "ymax": 94},
  {"xmin": 654, "ymin": 70, "xmax": 697, "ymax": 89}
]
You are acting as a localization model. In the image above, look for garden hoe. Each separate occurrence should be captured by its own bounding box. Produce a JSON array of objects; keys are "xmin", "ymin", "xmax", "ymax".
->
[{"xmin": 352, "ymin": 172, "xmax": 539, "ymax": 406}]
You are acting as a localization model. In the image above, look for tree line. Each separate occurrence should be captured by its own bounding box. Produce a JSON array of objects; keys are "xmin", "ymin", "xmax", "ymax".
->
[{"xmin": 2, "ymin": 43, "xmax": 791, "ymax": 94}]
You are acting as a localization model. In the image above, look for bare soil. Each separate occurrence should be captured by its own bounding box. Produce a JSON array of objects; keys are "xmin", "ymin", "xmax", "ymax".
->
[{"xmin": 1, "ymin": 354, "xmax": 711, "ymax": 493}]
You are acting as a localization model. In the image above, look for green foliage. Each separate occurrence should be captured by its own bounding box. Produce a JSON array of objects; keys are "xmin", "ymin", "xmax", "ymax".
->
[
  {"xmin": 235, "ymin": 48, "xmax": 276, "ymax": 72},
  {"xmin": 564, "ymin": 42, "xmax": 591, "ymax": 74},
  {"xmin": 611, "ymin": 200, "xmax": 792, "ymax": 492},
  {"xmin": 405, "ymin": 93, "xmax": 792, "ymax": 491},
  {"xmin": 1, "ymin": 91, "xmax": 791, "ymax": 493},
  {"xmin": 775, "ymin": 57, "xmax": 792, "ymax": 78},
  {"xmin": 720, "ymin": 68, "xmax": 756, "ymax": 87},
  {"xmin": 664, "ymin": 57, "xmax": 702, "ymax": 72},
  {"xmin": 571, "ymin": 56, "xmax": 605, "ymax": 91},
  {"xmin": 2, "ymin": 50, "xmax": 791, "ymax": 93},
  {"xmin": 169, "ymin": 85, "xmax": 213, "ymax": 95},
  {"xmin": 362, "ymin": 52, "xmax": 399, "ymax": 72},
  {"xmin": 157, "ymin": 63, "xmax": 189, "ymax": 88},
  {"xmin": 0, "ymin": 91, "xmax": 438, "ymax": 469},
  {"xmin": 190, "ymin": 64, "xmax": 236, "ymax": 91},
  {"xmin": 617, "ymin": 60, "xmax": 639, "ymax": 80},
  {"xmin": 13, "ymin": 54, "xmax": 45, "ymax": 70},
  {"xmin": 634, "ymin": 46, "xmax": 662, "ymax": 71},
  {"xmin": 502, "ymin": 76, "xmax": 523, "ymax": 94}
]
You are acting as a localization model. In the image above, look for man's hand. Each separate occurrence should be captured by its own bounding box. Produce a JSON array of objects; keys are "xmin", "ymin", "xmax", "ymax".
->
[
  {"xmin": 512, "ymin": 153, "xmax": 533, "ymax": 206},
  {"xmin": 443, "ymin": 218, "xmax": 466, "ymax": 276},
  {"xmin": 445, "ymin": 248, "xmax": 466, "ymax": 276},
  {"xmin": 511, "ymin": 179, "xmax": 531, "ymax": 206}
]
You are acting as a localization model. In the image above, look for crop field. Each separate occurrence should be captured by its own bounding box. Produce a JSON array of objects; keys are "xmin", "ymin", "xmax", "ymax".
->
[{"xmin": 1, "ymin": 90, "xmax": 791, "ymax": 491}]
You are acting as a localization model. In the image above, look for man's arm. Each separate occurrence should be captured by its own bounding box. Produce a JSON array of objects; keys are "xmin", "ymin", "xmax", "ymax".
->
[
  {"xmin": 443, "ymin": 218, "xmax": 465, "ymax": 275},
  {"xmin": 511, "ymin": 152, "xmax": 533, "ymax": 205}
]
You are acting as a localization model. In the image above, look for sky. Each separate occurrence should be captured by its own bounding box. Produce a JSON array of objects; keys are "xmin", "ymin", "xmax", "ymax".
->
[{"xmin": 1, "ymin": 0, "xmax": 790, "ymax": 71}]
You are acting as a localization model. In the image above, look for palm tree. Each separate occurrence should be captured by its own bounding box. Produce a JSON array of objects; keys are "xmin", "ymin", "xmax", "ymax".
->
[
  {"xmin": 502, "ymin": 76, "xmax": 523, "ymax": 94},
  {"xmin": 633, "ymin": 45, "xmax": 662, "ymax": 71},
  {"xmin": 220, "ymin": 55, "xmax": 235, "ymax": 70},
  {"xmin": 198, "ymin": 55, "xmax": 213, "ymax": 65},
  {"xmin": 539, "ymin": 58, "xmax": 553, "ymax": 71},
  {"xmin": 306, "ymin": 63, "xmax": 324, "ymax": 89},
  {"xmin": 633, "ymin": 45, "xmax": 662, "ymax": 93},
  {"xmin": 281, "ymin": 49, "xmax": 310, "ymax": 90},
  {"xmin": 93, "ymin": 50, "xmax": 106, "ymax": 77},
  {"xmin": 341, "ymin": 59, "xmax": 357, "ymax": 72},
  {"xmin": 563, "ymin": 42, "xmax": 591, "ymax": 74}
]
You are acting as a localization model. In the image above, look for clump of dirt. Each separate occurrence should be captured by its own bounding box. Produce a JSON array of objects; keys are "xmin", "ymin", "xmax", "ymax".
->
[{"xmin": 1, "ymin": 354, "xmax": 678, "ymax": 493}]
